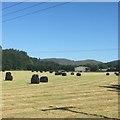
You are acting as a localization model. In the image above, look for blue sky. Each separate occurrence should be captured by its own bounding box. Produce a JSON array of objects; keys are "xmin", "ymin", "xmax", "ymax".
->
[{"xmin": 2, "ymin": 2, "xmax": 118, "ymax": 62}]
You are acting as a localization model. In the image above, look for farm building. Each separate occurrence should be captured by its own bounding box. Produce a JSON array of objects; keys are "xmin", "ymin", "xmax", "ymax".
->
[
  {"xmin": 99, "ymin": 68, "xmax": 111, "ymax": 72},
  {"xmin": 75, "ymin": 66, "xmax": 90, "ymax": 72}
]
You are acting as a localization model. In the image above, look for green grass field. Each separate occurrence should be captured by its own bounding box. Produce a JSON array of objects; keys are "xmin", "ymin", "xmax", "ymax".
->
[{"xmin": 1, "ymin": 71, "xmax": 119, "ymax": 118}]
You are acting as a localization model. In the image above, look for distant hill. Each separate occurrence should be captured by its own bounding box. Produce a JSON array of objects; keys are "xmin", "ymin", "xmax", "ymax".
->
[
  {"xmin": 42, "ymin": 58, "xmax": 103, "ymax": 66},
  {"xmin": 106, "ymin": 60, "xmax": 120, "ymax": 66},
  {"xmin": 2, "ymin": 48, "xmax": 119, "ymax": 71},
  {"xmin": 106, "ymin": 60, "xmax": 119, "ymax": 64}
]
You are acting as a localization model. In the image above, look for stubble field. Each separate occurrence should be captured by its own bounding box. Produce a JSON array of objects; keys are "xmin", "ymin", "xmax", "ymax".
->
[{"xmin": 1, "ymin": 71, "xmax": 119, "ymax": 118}]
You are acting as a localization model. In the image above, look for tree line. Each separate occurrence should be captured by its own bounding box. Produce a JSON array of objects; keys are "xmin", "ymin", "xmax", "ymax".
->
[
  {"xmin": 2, "ymin": 49, "xmax": 120, "ymax": 72},
  {"xmin": 2, "ymin": 49, "xmax": 74, "ymax": 71}
]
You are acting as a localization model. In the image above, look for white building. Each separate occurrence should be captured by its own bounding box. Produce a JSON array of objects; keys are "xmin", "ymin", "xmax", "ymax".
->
[{"xmin": 99, "ymin": 68, "xmax": 111, "ymax": 72}]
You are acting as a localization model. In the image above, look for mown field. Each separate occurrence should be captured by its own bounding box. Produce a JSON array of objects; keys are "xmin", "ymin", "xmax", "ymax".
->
[{"xmin": 1, "ymin": 71, "xmax": 119, "ymax": 118}]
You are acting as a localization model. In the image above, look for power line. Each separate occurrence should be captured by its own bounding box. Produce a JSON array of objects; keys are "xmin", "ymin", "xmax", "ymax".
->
[
  {"xmin": 2, "ymin": 2, "xmax": 46, "ymax": 17},
  {"xmin": 27, "ymin": 48, "xmax": 119, "ymax": 54},
  {"xmin": 2, "ymin": 2, "xmax": 70, "ymax": 23},
  {"xmin": 2, "ymin": 0, "xmax": 30, "ymax": 10},
  {"xmin": 2, "ymin": 2, "xmax": 25, "ymax": 10}
]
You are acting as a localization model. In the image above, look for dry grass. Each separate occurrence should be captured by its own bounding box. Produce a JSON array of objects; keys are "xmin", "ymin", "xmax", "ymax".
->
[{"xmin": 1, "ymin": 71, "xmax": 118, "ymax": 118}]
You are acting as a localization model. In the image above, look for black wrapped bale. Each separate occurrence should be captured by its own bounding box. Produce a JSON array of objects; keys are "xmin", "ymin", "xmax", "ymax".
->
[
  {"xmin": 40, "ymin": 76, "xmax": 48, "ymax": 82},
  {"xmin": 106, "ymin": 73, "xmax": 109, "ymax": 76},
  {"xmin": 55, "ymin": 72, "xmax": 61, "ymax": 75},
  {"xmin": 114, "ymin": 72, "xmax": 118, "ymax": 75},
  {"xmin": 55, "ymin": 72, "xmax": 59, "ymax": 75},
  {"xmin": 31, "ymin": 74, "xmax": 39, "ymax": 84},
  {"xmin": 62, "ymin": 72, "xmax": 67, "ymax": 76},
  {"xmin": 115, "ymin": 72, "xmax": 119, "ymax": 76},
  {"xmin": 49, "ymin": 70, "xmax": 53, "ymax": 73},
  {"xmin": 76, "ymin": 73, "xmax": 81, "ymax": 76},
  {"xmin": 40, "ymin": 71, "xmax": 43, "ymax": 73},
  {"xmin": 5, "ymin": 72, "xmax": 13, "ymax": 80},
  {"xmin": 71, "ymin": 72, "xmax": 74, "ymax": 75},
  {"xmin": 116, "ymin": 73, "xmax": 119, "ymax": 76}
]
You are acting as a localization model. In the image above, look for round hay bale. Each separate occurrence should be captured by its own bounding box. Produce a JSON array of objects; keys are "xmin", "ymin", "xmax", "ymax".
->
[
  {"xmin": 40, "ymin": 71, "xmax": 43, "ymax": 73},
  {"xmin": 115, "ymin": 72, "xmax": 119, "ymax": 76},
  {"xmin": 62, "ymin": 72, "xmax": 67, "ymax": 76},
  {"xmin": 71, "ymin": 72, "xmax": 74, "ymax": 75},
  {"xmin": 5, "ymin": 72, "xmax": 13, "ymax": 80},
  {"xmin": 116, "ymin": 73, "xmax": 119, "ymax": 76},
  {"xmin": 40, "ymin": 76, "xmax": 48, "ymax": 82},
  {"xmin": 76, "ymin": 73, "xmax": 81, "ymax": 76},
  {"xmin": 106, "ymin": 73, "xmax": 109, "ymax": 75},
  {"xmin": 31, "ymin": 70, "xmax": 34, "ymax": 72},
  {"xmin": 55, "ymin": 72, "xmax": 61, "ymax": 75},
  {"xmin": 31, "ymin": 74, "xmax": 39, "ymax": 84},
  {"xmin": 55, "ymin": 72, "xmax": 58, "ymax": 75},
  {"xmin": 49, "ymin": 70, "xmax": 53, "ymax": 73}
]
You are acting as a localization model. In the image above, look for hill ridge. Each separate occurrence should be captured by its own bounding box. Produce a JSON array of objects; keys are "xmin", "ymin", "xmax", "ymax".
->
[{"xmin": 41, "ymin": 58, "xmax": 103, "ymax": 66}]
